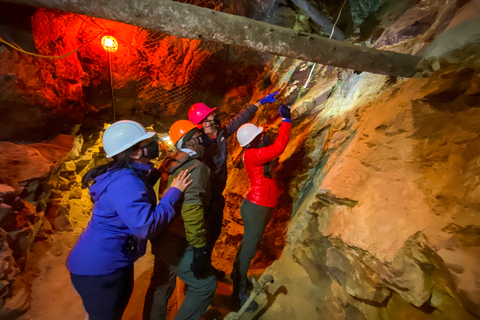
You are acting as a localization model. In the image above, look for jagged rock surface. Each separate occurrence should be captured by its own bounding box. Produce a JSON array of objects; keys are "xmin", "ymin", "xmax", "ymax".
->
[
  {"xmin": 239, "ymin": 1, "xmax": 480, "ymax": 318},
  {"xmin": 1, "ymin": 0, "xmax": 480, "ymax": 319}
]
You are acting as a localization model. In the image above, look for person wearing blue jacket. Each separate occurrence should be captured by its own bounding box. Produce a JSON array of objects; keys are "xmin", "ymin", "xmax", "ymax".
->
[{"xmin": 66, "ymin": 120, "xmax": 192, "ymax": 320}]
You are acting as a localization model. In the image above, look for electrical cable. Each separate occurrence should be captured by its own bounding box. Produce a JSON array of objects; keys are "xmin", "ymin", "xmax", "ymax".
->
[
  {"xmin": 1, "ymin": 18, "xmax": 116, "ymax": 121},
  {"xmin": 303, "ymin": 0, "xmax": 348, "ymax": 89},
  {"xmin": 0, "ymin": 30, "xmax": 106, "ymax": 59}
]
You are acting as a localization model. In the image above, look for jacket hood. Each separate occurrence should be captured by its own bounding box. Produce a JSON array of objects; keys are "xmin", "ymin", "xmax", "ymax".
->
[
  {"xmin": 89, "ymin": 163, "xmax": 155, "ymax": 202},
  {"xmin": 89, "ymin": 169, "xmax": 130, "ymax": 202},
  {"xmin": 164, "ymin": 151, "xmax": 201, "ymax": 174}
]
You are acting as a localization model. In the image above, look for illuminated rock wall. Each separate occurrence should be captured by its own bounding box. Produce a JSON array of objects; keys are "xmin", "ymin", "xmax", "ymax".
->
[
  {"xmin": 231, "ymin": 1, "xmax": 480, "ymax": 319},
  {"xmin": 0, "ymin": 0, "xmax": 479, "ymax": 319}
]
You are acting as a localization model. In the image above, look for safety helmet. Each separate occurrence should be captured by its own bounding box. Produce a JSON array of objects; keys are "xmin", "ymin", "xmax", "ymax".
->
[
  {"xmin": 236, "ymin": 123, "xmax": 263, "ymax": 147},
  {"xmin": 169, "ymin": 120, "xmax": 198, "ymax": 146},
  {"xmin": 103, "ymin": 120, "xmax": 156, "ymax": 158},
  {"xmin": 188, "ymin": 103, "xmax": 216, "ymax": 125}
]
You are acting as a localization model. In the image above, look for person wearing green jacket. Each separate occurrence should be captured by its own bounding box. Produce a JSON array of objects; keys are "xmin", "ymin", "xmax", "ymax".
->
[{"xmin": 143, "ymin": 120, "xmax": 216, "ymax": 320}]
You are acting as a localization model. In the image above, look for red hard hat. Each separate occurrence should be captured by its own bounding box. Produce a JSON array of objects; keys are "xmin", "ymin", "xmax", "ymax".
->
[{"xmin": 188, "ymin": 103, "xmax": 216, "ymax": 125}]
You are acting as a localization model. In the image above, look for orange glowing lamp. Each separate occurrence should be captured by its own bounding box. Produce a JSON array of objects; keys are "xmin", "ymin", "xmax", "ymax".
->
[{"xmin": 101, "ymin": 36, "xmax": 118, "ymax": 52}]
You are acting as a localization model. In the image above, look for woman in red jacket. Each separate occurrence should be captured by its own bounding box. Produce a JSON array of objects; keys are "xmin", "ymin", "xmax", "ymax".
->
[{"xmin": 232, "ymin": 104, "xmax": 291, "ymax": 312}]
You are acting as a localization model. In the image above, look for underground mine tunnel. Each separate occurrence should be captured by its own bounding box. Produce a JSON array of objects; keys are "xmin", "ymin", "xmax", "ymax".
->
[{"xmin": 0, "ymin": 0, "xmax": 479, "ymax": 319}]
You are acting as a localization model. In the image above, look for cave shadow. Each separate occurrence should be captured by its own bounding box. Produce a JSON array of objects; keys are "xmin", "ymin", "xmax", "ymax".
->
[
  {"xmin": 122, "ymin": 260, "xmax": 154, "ymax": 320},
  {"xmin": 253, "ymin": 285, "xmax": 288, "ymax": 320}
]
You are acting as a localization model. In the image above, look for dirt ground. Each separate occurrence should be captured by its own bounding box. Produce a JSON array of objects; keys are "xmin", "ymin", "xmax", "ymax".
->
[{"xmin": 16, "ymin": 220, "xmax": 268, "ymax": 320}]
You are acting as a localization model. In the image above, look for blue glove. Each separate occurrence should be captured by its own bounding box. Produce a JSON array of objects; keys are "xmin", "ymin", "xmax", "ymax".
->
[
  {"xmin": 279, "ymin": 104, "xmax": 291, "ymax": 123},
  {"xmin": 258, "ymin": 91, "xmax": 279, "ymax": 105}
]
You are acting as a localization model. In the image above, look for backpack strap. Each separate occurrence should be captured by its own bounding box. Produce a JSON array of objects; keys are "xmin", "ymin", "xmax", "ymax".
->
[{"xmin": 157, "ymin": 156, "xmax": 199, "ymax": 198}]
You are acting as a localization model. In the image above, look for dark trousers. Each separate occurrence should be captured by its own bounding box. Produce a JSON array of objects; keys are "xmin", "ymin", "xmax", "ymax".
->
[
  {"xmin": 232, "ymin": 199, "xmax": 272, "ymax": 295},
  {"xmin": 70, "ymin": 266, "xmax": 134, "ymax": 320},
  {"xmin": 143, "ymin": 255, "xmax": 176, "ymax": 320},
  {"xmin": 144, "ymin": 235, "xmax": 217, "ymax": 320},
  {"xmin": 206, "ymin": 192, "xmax": 226, "ymax": 255}
]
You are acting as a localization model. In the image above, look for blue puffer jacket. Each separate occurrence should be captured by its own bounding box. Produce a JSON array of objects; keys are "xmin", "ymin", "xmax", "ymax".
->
[{"xmin": 66, "ymin": 163, "xmax": 181, "ymax": 276}]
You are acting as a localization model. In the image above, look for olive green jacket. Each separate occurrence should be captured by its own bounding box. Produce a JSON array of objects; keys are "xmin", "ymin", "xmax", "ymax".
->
[{"xmin": 158, "ymin": 150, "xmax": 210, "ymax": 248}]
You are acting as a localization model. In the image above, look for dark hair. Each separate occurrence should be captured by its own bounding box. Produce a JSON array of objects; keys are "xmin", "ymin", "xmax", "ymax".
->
[
  {"xmin": 81, "ymin": 144, "xmax": 139, "ymax": 188},
  {"xmin": 263, "ymin": 161, "xmax": 273, "ymax": 178}
]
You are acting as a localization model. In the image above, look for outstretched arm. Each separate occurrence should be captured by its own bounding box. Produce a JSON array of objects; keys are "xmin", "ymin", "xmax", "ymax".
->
[
  {"xmin": 109, "ymin": 174, "xmax": 183, "ymax": 240},
  {"xmin": 225, "ymin": 91, "xmax": 280, "ymax": 138},
  {"xmin": 247, "ymin": 121, "xmax": 291, "ymax": 166}
]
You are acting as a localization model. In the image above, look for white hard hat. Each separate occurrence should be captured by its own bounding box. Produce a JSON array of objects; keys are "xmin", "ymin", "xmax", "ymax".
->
[
  {"xmin": 236, "ymin": 123, "xmax": 263, "ymax": 147},
  {"xmin": 103, "ymin": 120, "xmax": 156, "ymax": 158}
]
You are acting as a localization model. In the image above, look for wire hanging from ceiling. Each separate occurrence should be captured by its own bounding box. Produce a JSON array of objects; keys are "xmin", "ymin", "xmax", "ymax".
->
[
  {"xmin": 0, "ymin": 30, "xmax": 106, "ymax": 59},
  {"xmin": 303, "ymin": 0, "xmax": 348, "ymax": 89}
]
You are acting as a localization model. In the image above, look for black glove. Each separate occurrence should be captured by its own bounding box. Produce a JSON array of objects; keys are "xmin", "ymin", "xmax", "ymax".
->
[
  {"xmin": 190, "ymin": 246, "xmax": 210, "ymax": 276},
  {"xmin": 279, "ymin": 104, "xmax": 291, "ymax": 122}
]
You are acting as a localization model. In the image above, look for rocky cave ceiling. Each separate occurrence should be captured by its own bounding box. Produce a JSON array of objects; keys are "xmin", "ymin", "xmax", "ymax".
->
[{"xmin": 0, "ymin": 0, "xmax": 422, "ymax": 142}]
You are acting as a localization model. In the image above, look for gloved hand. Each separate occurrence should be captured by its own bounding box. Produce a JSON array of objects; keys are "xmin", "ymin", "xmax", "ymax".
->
[
  {"xmin": 258, "ymin": 91, "xmax": 279, "ymax": 105},
  {"xmin": 279, "ymin": 104, "xmax": 291, "ymax": 123},
  {"xmin": 190, "ymin": 246, "xmax": 210, "ymax": 276}
]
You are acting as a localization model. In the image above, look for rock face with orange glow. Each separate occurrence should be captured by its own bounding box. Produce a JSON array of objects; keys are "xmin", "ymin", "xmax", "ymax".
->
[
  {"xmin": 0, "ymin": 0, "xmax": 480, "ymax": 319},
  {"xmin": 258, "ymin": 66, "xmax": 480, "ymax": 319},
  {"xmin": 220, "ymin": 1, "xmax": 480, "ymax": 319},
  {"xmin": 0, "ymin": 8, "xmax": 230, "ymax": 140}
]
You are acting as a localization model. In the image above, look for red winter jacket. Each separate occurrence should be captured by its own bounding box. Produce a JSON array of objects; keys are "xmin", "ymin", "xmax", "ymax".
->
[{"xmin": 243, "ymin": 121, "xmax": 291, "ymax": 208}]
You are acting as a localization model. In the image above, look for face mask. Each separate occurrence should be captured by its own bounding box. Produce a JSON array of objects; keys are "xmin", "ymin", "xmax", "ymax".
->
[
  {"xmin": 204, "ymin": 115, "xmax": 221, "ymax": 128},
  {"xmin": 141, "ymin": 141, "xmax": 160, "ymax": 159},
  {"xmin": 197, "ymin": 133, "xmax": 213, "ymax": 147}
]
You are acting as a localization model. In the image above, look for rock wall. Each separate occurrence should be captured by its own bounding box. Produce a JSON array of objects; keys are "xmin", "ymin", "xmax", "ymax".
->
[
  {"xmin": 0, "ymin": 127, "xmax": 112, "ymax": 317},
  {"xmin": 0, "ymin": 134, "xmax": 76, "ymax": 317},
  {"xmin": 261, "ymin": 66, "xmax": 480, "ymax": 319},
  {"xmin": 221, "ymin": 0, "xmax": 480, "ymax": 319}
]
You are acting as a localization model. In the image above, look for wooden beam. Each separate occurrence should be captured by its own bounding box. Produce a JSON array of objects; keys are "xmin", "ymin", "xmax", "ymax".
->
[{"xmin": 2, "ymin": 0, "xmax": 421, "ymax": 77}]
